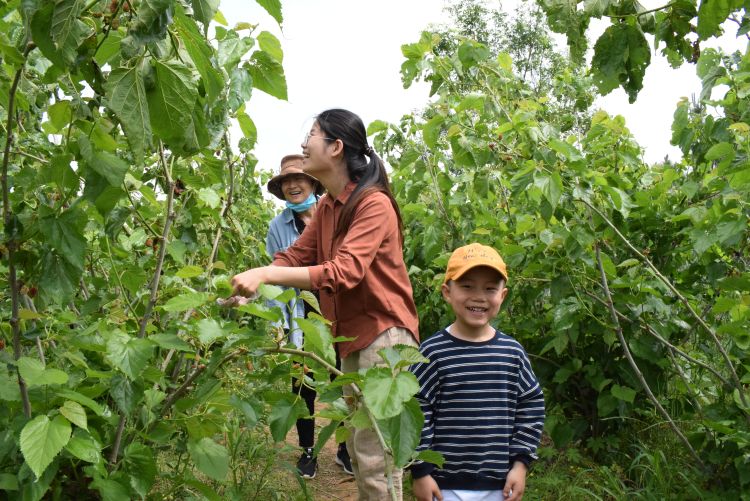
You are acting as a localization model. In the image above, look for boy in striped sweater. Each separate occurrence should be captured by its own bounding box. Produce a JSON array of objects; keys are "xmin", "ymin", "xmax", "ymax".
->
[{"xmin": 410, "ymin": 243, "xmax": 545, "ymax": 501}]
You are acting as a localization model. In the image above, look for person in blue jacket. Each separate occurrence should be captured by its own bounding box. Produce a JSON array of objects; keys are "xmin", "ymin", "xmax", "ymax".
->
[{"xmin": 265, "ymin": 154, "xmax": 352, "ymax": 479}]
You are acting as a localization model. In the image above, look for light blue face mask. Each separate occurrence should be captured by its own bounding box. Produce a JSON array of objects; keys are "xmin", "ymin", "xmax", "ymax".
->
[{"xmin": 286, "ymin": 192, "xmax": 317, "ymax": 213}]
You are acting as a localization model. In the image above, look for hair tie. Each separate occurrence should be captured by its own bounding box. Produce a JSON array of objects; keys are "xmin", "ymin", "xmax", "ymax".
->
[{"xmin": 364, "ymin": 145, "xmax": 374, "ymax": 156}]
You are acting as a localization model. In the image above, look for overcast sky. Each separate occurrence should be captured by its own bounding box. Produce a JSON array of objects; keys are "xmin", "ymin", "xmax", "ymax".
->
[{"xmin": 218, "ymin": 0, "xmax": 746, "ymax": 177}]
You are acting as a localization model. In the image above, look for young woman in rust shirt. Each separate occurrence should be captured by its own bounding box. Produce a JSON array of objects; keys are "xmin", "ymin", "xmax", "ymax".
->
[{"xmin": 231, "ymin": 108, "xmax": 419, "ymax": 500}]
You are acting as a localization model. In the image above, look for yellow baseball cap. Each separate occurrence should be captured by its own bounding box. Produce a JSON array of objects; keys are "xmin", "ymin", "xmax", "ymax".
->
[{"xmin": 444, "ymin": 243, "xmax": 508, "ymax": 284}]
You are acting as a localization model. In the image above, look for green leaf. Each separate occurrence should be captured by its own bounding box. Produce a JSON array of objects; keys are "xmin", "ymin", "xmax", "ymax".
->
[
  {"xmin": 65, "ymin": 430, "xmax": 101, "ymax": 464},
  {"xmin": 256, "ymin": 0, "xmax": 283, "ymax": 25},
  {"xmin": 174, "ymin": 9, "xmax": 225, "ymax": 102},
  {"xmin": 228, "ymin": 67, "xmax": 253, "ymax": 111},
  {"xmin": 90, "ymin": 478, "xmax": 131, "ymax": 501},
  {"xmin": 123, "ymin": 443, "xmax": 157, "ymax": 497},
  {"xmin": 229, "ymin": 394, "xmax": 262, "ymax": 428},
  {"xmin": 110, "ymin": 373, "xmax": 143, "ymax": 414},
  {"xmin": 30, "ymin": 3, "xmax": 66, "ymax": 68},
  {"xmin": 611, "ymin": 384, "xmax": 637, "ymax": 403},
  {"xmin": 188, "ymin": 438, "xmax": 229, "ymax": 481},
  {"xmin": 45, "ymin": 153, "xmax": 79, "ymax": 192},
  {"xmin": 416, "ymin": 450, "xmax": 445, "ymax": 468},
  {"xmin": 591, "ymin": 23, "xmax": 651, "ymax": 102},
  {"xmin": 697, "ymin": 0, "xmax": 732, "ymax": 40},
  {"xmin": 380, "ymin": 398, "xmax": 423, "ymax": 468},
  {"xmin": 56, "ymin": 389, "xmax": 105, "ymax": 416},
  {"xmin": 195, "ymin": 318, "xmax": 227, "ymax": 345},
  {"xmin": 362, "ymin": 368, "xmax": 420, "ymax": 420},
  {"xmin": 423, "ymin": 115, "xmax": 443, "ymax": 149},
  {"xmin": 39, "ymin": 208, "xmax": 87, "ymax": 270},
  {"xmin": 147, "ymin": 60, "xmax": 200, "ymax": 150},
  {"xmin": 95, "ymin": 29, "xmax": 122, "ymax": 66},
  {"xmin": 191, "ymin": 0, "xmax": 220, "ymax": 31},
  {"xmin": 298, "ymin": 317, "xmax": 335, "ymax": 366},
  {"xmin": 50, "ymin": 0, "xmax": 93, "ymax": 65},
  {"xmin": 238, "ymin": 301, "xmax": 283, "ymax": 321},
  {"xmin": 583, "ymin": 0, "xmax": 611, "ymax": 16},
  {"xmin": 0, "ymin": 473, "xmax": 18, "ymax": 491},
  {"xmin": 258, "ymin": 31, "xmax": 283, "ymax": 63},
  {"xmin": 377, "ymin": 346, "xmax": 428, "ymax": 371},
  {"xmin": 60, "ymin": 400, "xmax": 87, "ymax": 430},
  {"xmin": 535, "ymin": 172, "xmax": 563, "ymax": 210},
  {"xmin": 268, "ymin": 394, "xmax": 307, "ymax": 442},
  {"xmin": 497, "ymin": 52, "xmax": 512, "ymax": 72},
  {"xmin": 106, "ymin": 332, "xmax": 154, "ymax": 379},
  {"xmin": 20, "ymin": 415, "xmax": 72, "ymax": 479},
  {"xmin": 197, "ymin": 187, "xmax": 221, "ymax": 208},
  {"xmin": 456, "ymin": 93, "xmax": 484, "ymax": 112},
  {"xmin": 248, "ymin": 50, "xmax": 288, "ymax": 100},
  {"xmin": 176, "ymin": 265, "xmax": 205, "ymax": 278},
  {"xmin": 299, "ymin": 290, "xmax": 321, "ymax": 314},
  {"xmin": 162, "ymin": 291, "xmax": 211, "ymax": 312},
  {"xmin": 218, "ymin": 31, "xmax": 255, "ymax": 71},
  {"xmin": 0, "ymin": 369, "xmax": 21, "ymax": 401},
  {"xmin": 125, "ymin": 0, "xmax": 173, "ymax": 48},
  {"xmin": 150, "ymin": 333, "xmax": 194, "ymax": 352},
  {"xmin": 48, "ymin": 100, "xmax": 73, "ymax": 131},
  {"xmin": 105, "ymin": 65, "xmax": 152, "ymax": 162},
  {"xmin": 39, "ymin": 251, "xmax": 81, "ymax": 304},
  {"xmin": 237, "ymin": 111, "xmax": 257, "ymax": 144},
  {"xmin": 704, "ymin": 141, "xmax": 734, "ymax": 162},
  {"xmin": 258, "ymin": 282, "xmax": 285, "ymax": 300},
  {"xmin": 82, "ymin": 147, "xmax": 130, "ymax": 188},
  {"xmin": 17, "ymin": 357, "xmax": 69, "ymax": 387}
]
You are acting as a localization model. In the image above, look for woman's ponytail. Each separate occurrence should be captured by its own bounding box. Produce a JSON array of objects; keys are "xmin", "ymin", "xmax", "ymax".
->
[{"xmin": 315, "ymin": 109, "xmax": 402, "ymax": 240}]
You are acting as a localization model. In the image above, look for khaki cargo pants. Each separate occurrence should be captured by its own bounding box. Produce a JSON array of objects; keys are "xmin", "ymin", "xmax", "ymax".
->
[{"xmin": 341, "ymin": 327, "xmax": 418, "ymax": 501}]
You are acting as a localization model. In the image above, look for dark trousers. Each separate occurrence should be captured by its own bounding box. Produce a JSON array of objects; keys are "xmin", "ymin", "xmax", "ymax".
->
[{"xmin": 292, "ymin": 350, "xmax": 344, "ymax": 449}]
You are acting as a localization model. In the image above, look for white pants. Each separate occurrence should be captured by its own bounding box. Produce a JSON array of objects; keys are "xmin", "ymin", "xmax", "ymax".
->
[{"xmin": 440, "ymin": 489, "xmax": 506, "ymax": 501}]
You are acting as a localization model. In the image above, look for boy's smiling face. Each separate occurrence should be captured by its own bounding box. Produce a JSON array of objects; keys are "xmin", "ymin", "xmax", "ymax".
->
[{"xmin": 442, "ymin": 266, "xmax": 508, "ymax": 340}]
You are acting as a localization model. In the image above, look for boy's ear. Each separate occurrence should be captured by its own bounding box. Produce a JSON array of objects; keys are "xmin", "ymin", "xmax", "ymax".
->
[
  {"xmin": 500, "ymin": 286, "xmax": 509, "ymax": 301},
  {"xmin": 441, "ymin": 282, "xmax": 451, "ymax": 300}
]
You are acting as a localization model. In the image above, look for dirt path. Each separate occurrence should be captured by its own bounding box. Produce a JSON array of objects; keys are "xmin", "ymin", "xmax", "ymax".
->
[{"xmin": 284, "ymin": 425, "xmax": 358, "ymax": 501}]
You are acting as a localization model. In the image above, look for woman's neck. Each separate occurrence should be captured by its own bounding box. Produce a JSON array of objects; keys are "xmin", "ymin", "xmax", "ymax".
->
[
  {"xmin": 317, "ymin": 162, "xmax": 351, "ymax": 198},
  {"xmin": 298, "ymin": 207, "xmax": 315, "ymax": 223}
]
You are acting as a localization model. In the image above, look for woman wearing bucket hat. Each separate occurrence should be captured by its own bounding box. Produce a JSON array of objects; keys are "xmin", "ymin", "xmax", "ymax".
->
[
  {"xmin": 265, "ymin": 154, "xmax": 351, "ymax": 479},
  {"xmin": 232, "ymin": 109, "xmax": 419, "ymax": 500}
]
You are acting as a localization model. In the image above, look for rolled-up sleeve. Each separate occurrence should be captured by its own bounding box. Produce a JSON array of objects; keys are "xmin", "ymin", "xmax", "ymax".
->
[{"xmin": 308, "ymin": 193, "xmax": 394, "ymax": 294}]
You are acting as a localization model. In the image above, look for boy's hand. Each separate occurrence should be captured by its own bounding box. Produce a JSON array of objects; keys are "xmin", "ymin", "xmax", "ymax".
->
[
  {"xmin": 412, "ymin": 474, "xmax": 442, "ymax": 501},
  {"xmin": 503, "ymin": 461, "xmax": 528, "ymax": 501}
]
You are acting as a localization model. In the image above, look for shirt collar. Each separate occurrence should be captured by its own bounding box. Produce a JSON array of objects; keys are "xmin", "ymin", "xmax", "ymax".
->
[
  {"xmin": 321, "ymin": 181, "xmax": 357, "ymax": 208},
  {"xmin": 281, "ymin": 207, "xmax": 295, "ymax": 223}
]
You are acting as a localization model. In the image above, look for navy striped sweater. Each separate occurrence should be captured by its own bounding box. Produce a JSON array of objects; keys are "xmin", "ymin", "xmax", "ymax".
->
[{"xmin": 409, "ymin": 328, "xmax": 545, "ymax": 490}]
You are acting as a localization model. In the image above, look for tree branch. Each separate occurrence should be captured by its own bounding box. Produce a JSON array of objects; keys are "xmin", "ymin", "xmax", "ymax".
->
[
  {"xmin": 2, "ymin": 45, "xmax": 33, "ymax": 418},
  {"xmin": 267, "ymin": 345, "xmax": 399, "ymax": 501},
  {"xmin": 138, "ymin": 144, "xmax": 175, "ymax": 338},
  {"xmin": 583, "ymin": 291, "xmax": 731, "ymax": 388},
  {"xmin": 595, "ymin": 244, "xmax": 706, "ymax": 470},
  {"xmin": 209, "ymin": 133, "xmax": 237, "ymax": 264},
  {"xmin": 579, "ymin": 198, "xmax": 747, "ymax": 409}
]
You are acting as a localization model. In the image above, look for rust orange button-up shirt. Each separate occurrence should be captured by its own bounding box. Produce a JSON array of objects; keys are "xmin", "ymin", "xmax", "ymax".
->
[{"xmin": 272, "ymin": 182, "xmax": 419, "ymax": 358}]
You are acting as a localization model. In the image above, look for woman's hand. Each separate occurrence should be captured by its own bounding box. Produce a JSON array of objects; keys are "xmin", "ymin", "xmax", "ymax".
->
[{"xmin": 231, "ymin": 267, "xmax": 268, "ymax": 298}]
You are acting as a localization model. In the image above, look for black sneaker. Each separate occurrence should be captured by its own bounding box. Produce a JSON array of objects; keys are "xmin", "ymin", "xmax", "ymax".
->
[
  {"xmin": 335, "ymin": 443, "xmax": 353, "ymax": 475},
  {"xmin": 297, "ymin": 448, "xmax": 317, "ymax": 479}
]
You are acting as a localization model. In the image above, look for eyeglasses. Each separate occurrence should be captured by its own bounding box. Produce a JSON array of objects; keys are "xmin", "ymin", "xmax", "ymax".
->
[{"xmin": 302, "ymin": 132, "xmax": 336, "ymax": 147}]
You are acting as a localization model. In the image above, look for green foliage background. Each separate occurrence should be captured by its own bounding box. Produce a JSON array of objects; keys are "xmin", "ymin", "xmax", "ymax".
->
[{"xmin": 0, "ymin": 0, "xmax": 749, "ymax": 499}]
